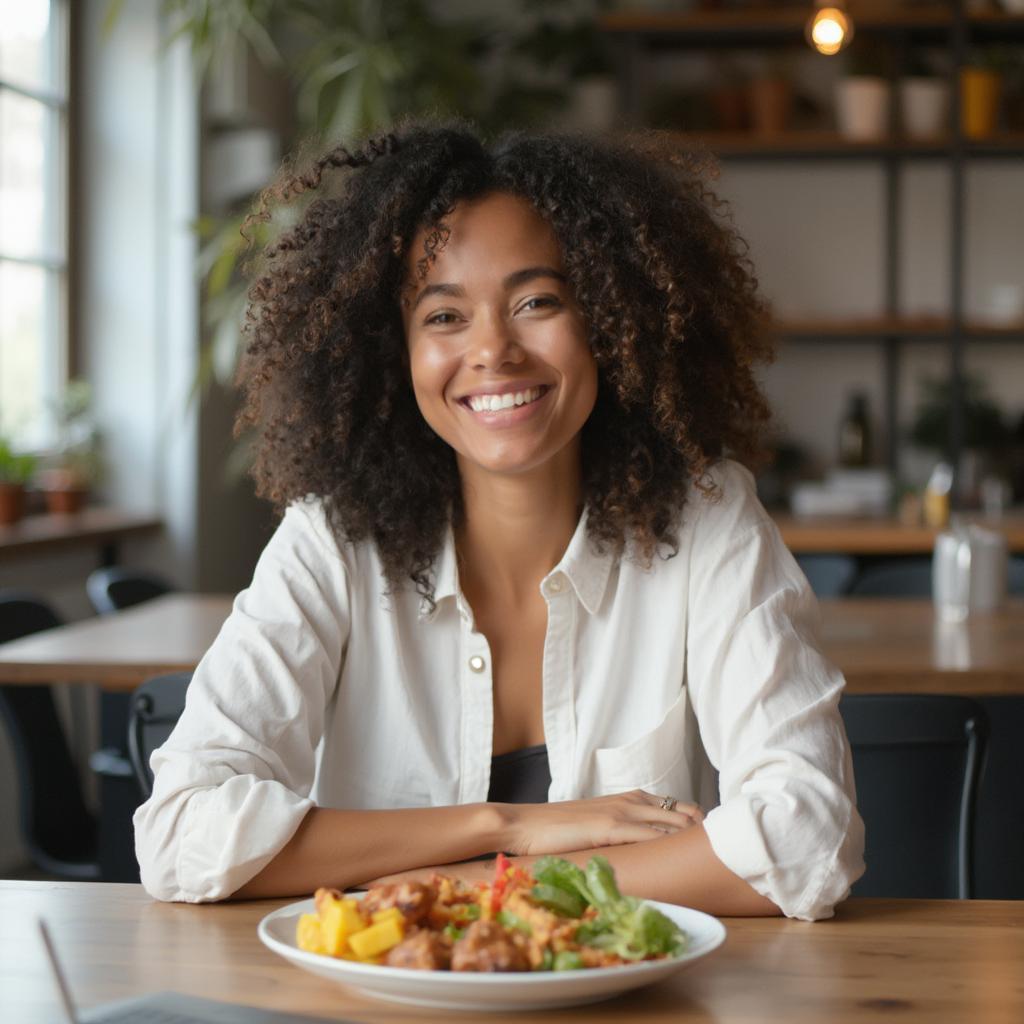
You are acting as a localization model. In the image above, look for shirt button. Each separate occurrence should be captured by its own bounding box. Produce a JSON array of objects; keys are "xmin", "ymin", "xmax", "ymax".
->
[
  {"xmin": 548, "ymin": 576, "xmax": 564, "ymax": 593},
  {"xmin": 468, "ymin": 655, "xmax": 486, "ymax": 673}
]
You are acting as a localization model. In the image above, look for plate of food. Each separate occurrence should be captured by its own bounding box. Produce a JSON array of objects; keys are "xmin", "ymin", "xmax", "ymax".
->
[{"xmin": 258, "ymin": 854, "xmax": 726, "ymax": 1011}]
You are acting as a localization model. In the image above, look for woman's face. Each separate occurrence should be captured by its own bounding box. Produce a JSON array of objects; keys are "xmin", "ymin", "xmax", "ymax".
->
[{"xmin": 401, "ymin": 192, "xmax": 597, "ymax": 479}]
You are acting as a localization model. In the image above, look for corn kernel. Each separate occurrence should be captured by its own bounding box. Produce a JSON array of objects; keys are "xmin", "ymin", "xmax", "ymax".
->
[{"xmin": 348, "ymin": 917, "xmax": 404, "ymax": 959}]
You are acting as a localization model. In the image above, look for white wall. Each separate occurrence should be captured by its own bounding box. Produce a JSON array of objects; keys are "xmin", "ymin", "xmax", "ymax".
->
[{"xmin": 718, "ymin": 160, "xmax": 1024, "ymax": 481}]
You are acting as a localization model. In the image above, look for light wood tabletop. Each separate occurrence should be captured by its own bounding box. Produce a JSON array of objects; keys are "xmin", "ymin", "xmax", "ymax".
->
[
  {"xmin": 773, "ymin": 513, "xmax": 1024, "ymax": 555},
  {"xmin": 821, "ymin": 598, "xmax": 1024, "ymax": 696},
  {"xmin": 0, "ymin": 593, "xmax": 1021, "ymax": 696},
  {"xmin": 1, "ymin": 882, "xmax": 1021, "ymax": 1023},
  {"xmin": 0, "ymin": 592, "xmax": 233, "ymax": 688}
]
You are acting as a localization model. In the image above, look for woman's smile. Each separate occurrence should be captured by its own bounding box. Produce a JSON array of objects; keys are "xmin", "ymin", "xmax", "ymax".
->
[{"xmin": 458, "ymin": 383, "xmax": 552, "ymax": 422}]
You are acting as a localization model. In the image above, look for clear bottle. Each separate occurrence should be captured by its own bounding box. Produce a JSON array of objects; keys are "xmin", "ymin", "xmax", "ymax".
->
[{"xmin": 838, "ymin": 392, "xmax": 871, "ymax": 467}]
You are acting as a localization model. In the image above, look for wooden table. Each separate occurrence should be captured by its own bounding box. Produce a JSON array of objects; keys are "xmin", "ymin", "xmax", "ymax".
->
[
  {"xmin": 0, "ymin": 592, "xmax": 232, "ymax": 688},
  {"xmin": 1, "ymin": 882, "xmax": 1021, "ymax": 1024},
  {"xmin": 774, "ymin": 513, "xmax": 1024, "ymax": 555},
  {"xmin": 0, "ymin": 594, "xmax": 1020, "ymax": 698},
  {"xmin": 822, "ymin": 598, "xmax": 1024, "ymax": 696}
]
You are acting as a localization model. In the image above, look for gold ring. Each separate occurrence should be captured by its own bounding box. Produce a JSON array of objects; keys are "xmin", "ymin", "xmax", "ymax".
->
[{"xmin": 659, "ymin": 795, "xmax": 677, "ymax": 812}]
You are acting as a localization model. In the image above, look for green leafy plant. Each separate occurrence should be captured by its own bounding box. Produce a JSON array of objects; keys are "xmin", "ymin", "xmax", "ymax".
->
[
  {"xmin": 908, "ymin": 374, "xmax": 1009, "ymax": 454},
  {"xmin": 0, "ymin": 439, "xmax": 37, "ymax": 486},
  {"xmin": 39, "ymin": 380, "xmax": 104, "ymax": 490}
]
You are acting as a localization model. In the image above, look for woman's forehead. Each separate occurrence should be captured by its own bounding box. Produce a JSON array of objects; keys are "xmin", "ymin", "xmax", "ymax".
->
[{"xmin": 404, "ymin": 192, "xmax": 563, "ymax": 285}]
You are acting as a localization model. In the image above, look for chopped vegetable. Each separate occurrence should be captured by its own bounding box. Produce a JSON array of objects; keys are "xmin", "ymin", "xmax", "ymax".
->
[
  {"xmin": 496, "ymin": 909, "xmax": 532, "ymax": 935},
  {"xmin": 553, "ymin": 950, "xmax": 584, "ymax": 971},
  {"xmin": 348, "ymin": 917, "xmax": 405, "ymax": 959}
]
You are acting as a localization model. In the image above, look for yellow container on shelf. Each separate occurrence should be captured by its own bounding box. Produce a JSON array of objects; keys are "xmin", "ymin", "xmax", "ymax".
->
[{"xmin": 960, "ymin": 68, "xmax": 1001, "ymax": 139}]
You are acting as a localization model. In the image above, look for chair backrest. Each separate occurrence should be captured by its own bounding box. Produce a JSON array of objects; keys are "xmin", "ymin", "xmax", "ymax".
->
[
  {"xmin": 840, "ymin": 694, "xmax": 986, "ymax": 898},
  {"xmin": 128, "ymin": 671, "xmax": 192, "ymax": 797},
  {"xmin": 86, "ymin": 567, "xmax": 175, "ymax": 616},
  {"xmin": 795, "ymin": 554, "xmax": 857, "ymax": 597},
  {"xmin": 848, "ymin": 558, "xmax": 933, "ymax": 598},
  {"xmin": 0, "ymin": 592, "xmax": 99, "ymax": 879},
  {"xmin": 1009, "ymin": 556, "xmax": 1024, "ymax": 596}
]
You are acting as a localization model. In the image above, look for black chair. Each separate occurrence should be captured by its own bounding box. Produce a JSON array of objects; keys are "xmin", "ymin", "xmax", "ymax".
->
[
  {"xmin": 0, "ymin": 592, "xmax": 99, "ymax": 879},
  {"xmin": 795, "ymin": 554, "xmax": 857, "ymax": 597},
  {"xmin": 1009, "ymin": 556, "xmax": 1024, "ymax": 597},
  {"xmin": 841, "ymin": 694, "xmax": 987, "ymax": 899},
  {"xmin": 86, "ymin": 567, "xmax": 175, "ymax": 616},
  {"xmin": 128, "ymin": 671, "xmax": 192, "ymax": 798},
  {"xmin": 848, "ymin": 558, "xmax": 933, "ymax": 598}
]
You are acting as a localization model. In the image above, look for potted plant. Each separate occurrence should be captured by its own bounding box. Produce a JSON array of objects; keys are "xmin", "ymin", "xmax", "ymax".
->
[
  {"xmin": 900, "ymin": 48, "xmax": 948, "ymax": 140},
  {"xmin": 908, "ymin": 375, "xmax": 1009, "ymax": 505},
  {"xmin": 36, "ymin": 380, "xmax": 104, "ymax": 515},
  {"xmin": 749, "ymin": 53, "xmax": 794, "ymax": 136},
  {"xmin": 0, "ymin": 438, "xmax": 37, "ymax": 526},
  {"xmin": 836, "ymin": 40, "xmax": 893, "ymax": 141}
]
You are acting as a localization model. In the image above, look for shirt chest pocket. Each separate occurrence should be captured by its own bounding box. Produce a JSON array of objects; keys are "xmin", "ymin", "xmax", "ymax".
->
[{"xmin": 592, "ymin": 687, "xmax": 690, "ymax": 795}]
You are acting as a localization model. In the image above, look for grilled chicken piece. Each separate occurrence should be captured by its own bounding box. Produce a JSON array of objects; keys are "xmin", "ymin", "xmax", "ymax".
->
[
  {"xmin": 361, "ymin": 881, "xmax": 435, "ymax": 925},
  {"xmin": 451, "ymin": 921, "xmax": 530, "ymax": 973},
  {"xmin": 385, "ymin": 928, "xmax": 453, "ymax": 970}
]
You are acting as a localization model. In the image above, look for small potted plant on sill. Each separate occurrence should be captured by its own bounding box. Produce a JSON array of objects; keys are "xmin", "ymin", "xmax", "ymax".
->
[
  {"xmin": 836, "ymin": 39, "xmax": 893, "ymax": 141},
  {"xmin": 0, "ymin": 438, "xmax": 37, "ymax": 526},
  {"xmin": 37, "ymin": 380, "xmax": 104, "ymax": 516}
]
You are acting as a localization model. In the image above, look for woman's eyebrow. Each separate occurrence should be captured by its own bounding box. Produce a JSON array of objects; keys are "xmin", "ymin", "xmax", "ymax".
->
[{"xmin": 410, "ymin": 266, "xmax": 567, "ymax": 312}]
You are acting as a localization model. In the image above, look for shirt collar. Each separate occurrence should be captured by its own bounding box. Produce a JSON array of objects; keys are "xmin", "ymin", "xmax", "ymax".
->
[{"xmin": 419, "ymin": 507, "xmax": 615, "ymax": 621}]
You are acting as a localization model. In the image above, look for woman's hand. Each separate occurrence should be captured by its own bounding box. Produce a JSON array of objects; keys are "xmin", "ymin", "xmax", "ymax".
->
[{"xmin": 500, "ymin": 790, "xmax": 703, "ymax": 857}]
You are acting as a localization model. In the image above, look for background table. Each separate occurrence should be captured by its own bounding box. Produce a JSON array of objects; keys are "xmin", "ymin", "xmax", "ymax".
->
[{"xmin": 1, "ymin": 882, "xmax": 1021, "ymax": 1023}]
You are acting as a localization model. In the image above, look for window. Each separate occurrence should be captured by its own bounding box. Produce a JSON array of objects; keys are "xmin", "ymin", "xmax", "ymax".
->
[{"xmin": 0, "ymin": 0, "xmax": 68, "ymax": 448}]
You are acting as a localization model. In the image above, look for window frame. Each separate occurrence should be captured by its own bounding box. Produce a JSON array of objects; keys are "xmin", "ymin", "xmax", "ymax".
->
[{"xmin": 0, "ymin": 0, "xmax": 71, "ymax": 447}]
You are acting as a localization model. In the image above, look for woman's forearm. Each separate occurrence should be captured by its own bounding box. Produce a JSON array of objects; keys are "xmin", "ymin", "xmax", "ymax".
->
[
  {"xmin": 369, "ymin": 825, "xmax": 780, "ymax": 918},
  {"xmin": 232, "ymin": 803, "xmax": 507, "ymax": 899}
]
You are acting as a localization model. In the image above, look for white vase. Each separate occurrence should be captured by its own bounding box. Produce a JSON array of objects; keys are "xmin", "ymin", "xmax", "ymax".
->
[
  {"xmin": 569, "ymin": 76, "xmax": 619, "ymax": 132},
  {"xmin": 900, "ymin": 78, "xmax": 948, "ymax": 138},
  {"xmin": 836, "ymin": 77, "xmax": 891, "ymax": 141}
]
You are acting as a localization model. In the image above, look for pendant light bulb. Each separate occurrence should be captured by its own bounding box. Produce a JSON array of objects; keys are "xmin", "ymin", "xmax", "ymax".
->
[{"xmin": 806, "ymin": 1, "xmax": 854, "ymax": 56}]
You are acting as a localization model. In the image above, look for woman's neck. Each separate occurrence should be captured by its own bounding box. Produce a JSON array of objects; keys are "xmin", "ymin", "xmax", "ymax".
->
[{"xmin": 455, "ymin": 444, "xmax": 583, "ymax": 609}]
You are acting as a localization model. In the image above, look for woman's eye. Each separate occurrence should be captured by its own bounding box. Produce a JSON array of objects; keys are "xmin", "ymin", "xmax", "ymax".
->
[
  {"xmin": 520, "ymin": 296, "xmax": 560, "ymax": 313},
  {"xmin": 424, "ymin": 311, "xmax": 460, "ymax": 326}
]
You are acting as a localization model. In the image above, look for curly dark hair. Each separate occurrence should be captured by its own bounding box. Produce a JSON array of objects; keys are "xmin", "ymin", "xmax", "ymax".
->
[{"xmin": 238, "ymin": 116, "xmax": 774, "ymax": 604}]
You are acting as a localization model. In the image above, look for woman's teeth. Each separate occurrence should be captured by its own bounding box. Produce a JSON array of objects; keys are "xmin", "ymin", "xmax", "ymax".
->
[{"xmin": 467, "ymin": 387, "xmax": 544, "ymax": 413}]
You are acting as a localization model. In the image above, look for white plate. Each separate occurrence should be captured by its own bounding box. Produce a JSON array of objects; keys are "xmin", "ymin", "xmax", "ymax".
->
[{"xmin": 258, "ymin": 895, "xmax": 726, "ymax": 1011}]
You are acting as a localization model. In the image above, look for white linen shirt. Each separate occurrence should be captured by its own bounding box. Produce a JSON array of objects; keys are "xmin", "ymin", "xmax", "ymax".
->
[{"xmin": 134, "ymin": 460, "xmax": 864, "ymax": 919}]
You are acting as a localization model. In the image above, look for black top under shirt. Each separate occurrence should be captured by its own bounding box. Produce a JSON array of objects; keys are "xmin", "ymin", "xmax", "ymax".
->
[{"xmin": 486, "ymin": 743, "xmax": 551, "ymax": 804}]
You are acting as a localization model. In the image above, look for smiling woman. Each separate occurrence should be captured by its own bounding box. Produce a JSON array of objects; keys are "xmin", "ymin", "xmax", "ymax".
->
[{"xmin": 134, "ymin": 118, "xmax": 864, "ymax": 925}]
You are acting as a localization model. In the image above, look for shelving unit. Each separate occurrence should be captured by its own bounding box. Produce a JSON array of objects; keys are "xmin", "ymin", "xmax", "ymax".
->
[{"xmin": 601, "ymin": 2, "xmax": 1024, "ymax": 501}]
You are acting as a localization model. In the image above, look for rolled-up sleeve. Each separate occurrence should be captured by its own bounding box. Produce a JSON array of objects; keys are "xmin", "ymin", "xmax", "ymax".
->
[
  {"xmin": 133, "ymin": 500, "xmax": 349, "ymax": 902},
  {"xmin": 687, "ymin": 472, "xmax": 865, "ymax": 920}
]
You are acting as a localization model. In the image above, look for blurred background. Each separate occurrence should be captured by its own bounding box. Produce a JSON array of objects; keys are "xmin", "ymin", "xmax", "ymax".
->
[{"xmin": 1, "ymin": 0, "xmax": 1022, "ymax": 883}]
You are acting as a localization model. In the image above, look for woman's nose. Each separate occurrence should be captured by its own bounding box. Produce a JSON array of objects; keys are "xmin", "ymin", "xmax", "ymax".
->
[{"xmin": 465, "ymin": 311, "xmax": 524, "ymax": 371}]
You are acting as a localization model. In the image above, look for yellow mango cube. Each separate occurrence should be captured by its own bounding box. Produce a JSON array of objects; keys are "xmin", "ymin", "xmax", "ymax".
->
[
  {"xmin": 348, "ymin": 918, "xmax": 404, "ymax": 959},
  {"xmin": 296, "ymin": 913, "xmax": 326, "ymax": 955},
  {"xmin": 370, "ymin": 907, "xmax": 405, "ymax": 926},
  {"xmin": 318, "ymin": 896, "xmax": 368, "ymax": 956}
]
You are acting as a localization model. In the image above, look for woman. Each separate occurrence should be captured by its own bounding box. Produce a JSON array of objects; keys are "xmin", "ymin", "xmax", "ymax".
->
[{"xmin": 135, "ymin": 119, "xmax": 864, "ymax": 920}]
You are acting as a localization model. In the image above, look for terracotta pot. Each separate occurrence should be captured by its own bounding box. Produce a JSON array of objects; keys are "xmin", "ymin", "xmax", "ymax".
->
[
  {"xmin": 0, "ymin": 483, "xmax": 26, "ymax": 525},
  {"xmin": 44, "ymin": 487, "xmax": 87, "ymax": 515},
  {"xmin": 749, "ymin": 76, "xmax": 792, "ymax": 135},
  {"xmin": 711, "ymin": 84, "xmax": 750, "ymax": 132},
  {"xmin": 960, "ymin": 68, "xmax": 1001, "ymax": 139}
]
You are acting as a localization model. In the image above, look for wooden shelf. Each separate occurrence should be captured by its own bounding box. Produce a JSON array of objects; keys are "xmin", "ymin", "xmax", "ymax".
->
[
  {"xmin": 774, "ymin": 513, "xmax": 1024, "ymax": 555},
  {"xmin": 600, "ymin": 5, "xmax": 1024, "ymax": 38},
  {"xmin": 669, "ymin": 131, "xmax": 1024, "ymax": 160},
  {"xmin": 0, "ymin": 506, "xmax": 162, "ymax": 560},
  {"xmin": 772, "ymin": 316, "xmax": 1024, "ymax": 342}
]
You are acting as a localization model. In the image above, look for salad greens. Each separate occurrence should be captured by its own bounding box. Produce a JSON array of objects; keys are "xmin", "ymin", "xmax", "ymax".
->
[{"xmin": 531, "ymin": 855, "xmax": 688, "ymax": 962}]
